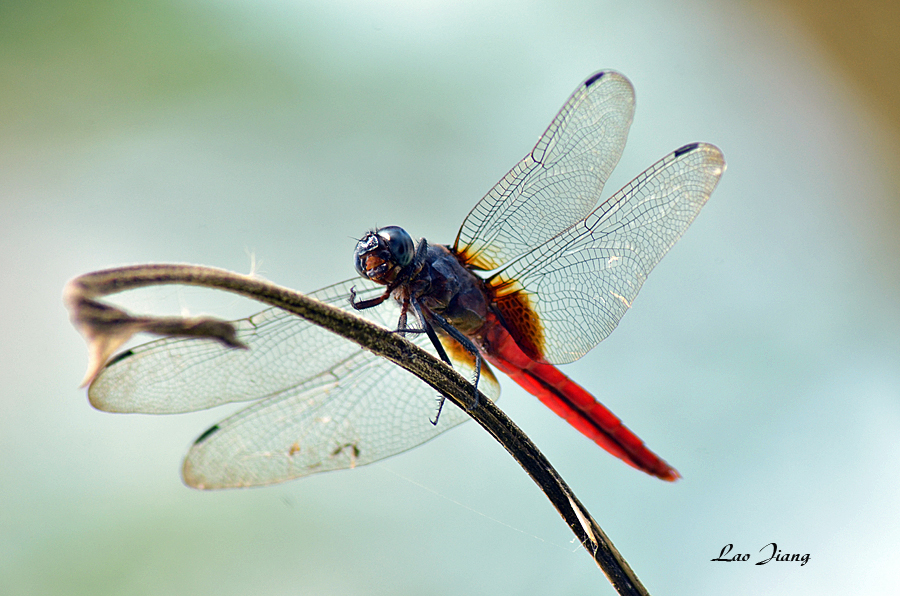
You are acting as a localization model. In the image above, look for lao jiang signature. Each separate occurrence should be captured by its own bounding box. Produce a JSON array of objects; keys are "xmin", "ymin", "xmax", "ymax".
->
[{"xmin": 712, "ymin": 543, "xmax": 810, "ymax": 566}]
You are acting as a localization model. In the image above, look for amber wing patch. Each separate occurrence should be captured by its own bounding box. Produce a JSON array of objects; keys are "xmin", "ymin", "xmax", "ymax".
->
[
  {"xmin": 490, "ymin": 279, "xmax": 546, "ymax": 362},
  {"xmin": 454, "ymin": 244, "xmax": 501, "ymax": 272}
]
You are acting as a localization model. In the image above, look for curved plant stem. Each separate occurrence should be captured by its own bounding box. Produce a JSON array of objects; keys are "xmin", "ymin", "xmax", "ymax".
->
[{"xmin": 65, "ymin": 263, "xmax": 651, "ymax": 596}]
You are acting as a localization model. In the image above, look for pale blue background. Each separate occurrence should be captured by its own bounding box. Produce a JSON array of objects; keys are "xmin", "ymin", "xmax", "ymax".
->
[{"xmin": 2, "ymin": 1, "xmax": 898, "ymax": 594}]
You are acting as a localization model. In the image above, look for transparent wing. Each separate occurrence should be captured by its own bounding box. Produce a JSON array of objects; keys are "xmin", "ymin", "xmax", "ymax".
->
[
  {"xmin": 490, "ymin": 143, "xmax": 725, "ymax": 364},
  {"xmin": 88, "ymin": 278, "xmax": 500, "ymax": 487},
  {"xmin": 453, "ymin": 71, "xmax": 635, "ymax": 270},
  {"xmin": 89, "ymin": 279, "xmax": 402, "ymax": 414},
  {"xmin": 182, "ymin": 339, "xmax": 493, "ymax": 489}
]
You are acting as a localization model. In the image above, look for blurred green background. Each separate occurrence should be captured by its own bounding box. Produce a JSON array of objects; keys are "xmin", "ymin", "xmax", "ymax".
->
[{"xmin": 2, "ymin": 1, "xmax": 898, "ymax": 594}]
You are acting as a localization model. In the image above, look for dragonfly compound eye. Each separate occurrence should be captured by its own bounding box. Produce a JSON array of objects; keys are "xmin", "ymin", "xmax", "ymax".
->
[{"xmin": 377, "ymin": 226, "xmax": 414, "ymax": 268}]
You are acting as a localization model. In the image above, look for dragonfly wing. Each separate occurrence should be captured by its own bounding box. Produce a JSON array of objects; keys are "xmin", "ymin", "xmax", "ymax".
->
[
  {"xmin": 87, "ymin": 276, "xmax": 501, "ymax": 487},
  {"xmin": 182, "ymin": 344, "xmax": 497, "ymax": 488},
  {"xmin": 453, "ymin": 71, "xmax": 635, "ymax": 270},
  {"xmin": 490, "ymin": 143, "xmax": 725, "ymax": 364},
  {"xmin": 88, "ymin": 279, "xmax": 411, "ymax": 414},
  {"xmin": 182, "ymin": 321, "xmax": 500, "ymax": 488}
]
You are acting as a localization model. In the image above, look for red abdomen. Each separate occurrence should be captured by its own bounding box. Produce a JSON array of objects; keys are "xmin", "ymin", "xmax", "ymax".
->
[{"xmin": 481, "ymin": 318, "xmax": 680, "ymax": 481}]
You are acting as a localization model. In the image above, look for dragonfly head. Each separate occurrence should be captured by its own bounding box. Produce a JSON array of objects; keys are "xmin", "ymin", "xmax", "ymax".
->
[{"xmin": 354, "ymin": 226, "xmax": 415, "ymax": 285}]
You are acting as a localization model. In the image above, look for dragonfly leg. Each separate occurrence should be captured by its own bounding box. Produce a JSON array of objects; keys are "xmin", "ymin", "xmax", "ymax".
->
[
  {"xmin": 409, "ymin": 300, "xmax": 458, "ymax": 425},
  {"xmin": 426, "ymin": 310, "xmax": 483, "ymax": 412},
  {"xmin": 349, "ymin": 285, "xmax": 392, "ymax": 310},
  {"xmin": 395, "ymin": 301, "xmax": 410, "ymax": 338}
]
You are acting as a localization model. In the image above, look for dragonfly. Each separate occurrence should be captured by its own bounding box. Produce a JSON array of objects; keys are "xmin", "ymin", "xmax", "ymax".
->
[{"xmin": 87, "ymin": 71, "xmax": 724, "ymax": 489}]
